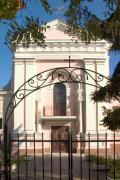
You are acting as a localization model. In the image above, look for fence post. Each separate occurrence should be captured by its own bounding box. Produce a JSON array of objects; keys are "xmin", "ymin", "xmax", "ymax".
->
[
  {"xmin": 68, "ymin": 129, "xmax": 73, "ymax": 180},
  {"xmin": 4, "ymin": 124, "xmax": 8, "ymax": 180},
  {"xmin": 70, "ymin": 132, "xmax": 73, "ymax": 180},
  {"xmin": 68, "ymin": 130, "xmax": 70, "ymax": 180}
]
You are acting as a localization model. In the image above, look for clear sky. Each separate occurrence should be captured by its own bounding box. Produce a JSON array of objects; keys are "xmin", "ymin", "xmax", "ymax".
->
[{"xmin": 0, "ymin": 0, "xmax": 119, "ymax": 87}]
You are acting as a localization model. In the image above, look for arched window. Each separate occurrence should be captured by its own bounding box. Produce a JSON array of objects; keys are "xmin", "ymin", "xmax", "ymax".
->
[{"xmin": 53, "ymin": 83, "xmax": 66, "ymax": 116}]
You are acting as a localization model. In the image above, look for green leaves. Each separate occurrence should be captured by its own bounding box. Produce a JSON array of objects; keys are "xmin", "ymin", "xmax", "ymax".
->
[
  {"xmin": 92, "ymin": 62, "xmax": 120, "ymax": 103},
  {"xmin": 39, "ymin": 0, "xmax": 52, "ymax": 14},
  {"xmin": 91, "ymin": 61, "xmax": 120, "ymax": 131},
  {"xmin": 0, "ymin": 0, "xmax": 26, "ymax": 20},
  {"xmin": 83, "ymin": 15, "xmax": 102, "ymax": 43},
  {"xmin": 5, "ymin": 17, "xmax": 48, "ymax": 49},
  {"xmin": 65, "ymin": 0, "xmax": 120, "ymax": 52},
  {"xmin": 91, "ymin": 86, "xmax": 110, "ymax": 102},
  {"xmin": 65, "ymin": 1, "xmax": 103, "ymax": 44},
  {"xmin": 101, "ymin": 5, "xmax": 120, "ymax": 51},
  {"xmin": 101, "ymin": 106, "xmax": 120, "ymax": 131}
]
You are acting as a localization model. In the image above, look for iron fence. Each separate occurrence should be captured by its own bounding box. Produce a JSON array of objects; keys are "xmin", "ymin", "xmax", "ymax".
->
[{"xmin": 1, "ymin": 132, "xmax": 120, "ymax": 179}]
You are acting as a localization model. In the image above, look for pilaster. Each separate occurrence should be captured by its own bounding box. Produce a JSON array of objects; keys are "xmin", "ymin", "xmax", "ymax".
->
[{"xmin": 77, "ymin": 87, "xmax": 84, "ymax": 135}]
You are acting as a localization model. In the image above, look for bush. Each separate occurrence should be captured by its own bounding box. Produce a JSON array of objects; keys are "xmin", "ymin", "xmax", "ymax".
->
[{"xmin": 108, "ymin": 160, "xmax": 120, "ymax": 179}]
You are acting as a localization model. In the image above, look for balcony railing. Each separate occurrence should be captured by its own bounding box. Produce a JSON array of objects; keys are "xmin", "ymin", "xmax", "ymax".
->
[{"xmin": 43, "ymin": 106, "xmax": 74, "ymax": 116}]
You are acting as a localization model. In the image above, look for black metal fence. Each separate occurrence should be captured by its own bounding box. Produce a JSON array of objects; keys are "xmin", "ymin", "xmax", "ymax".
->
[{"xmin": 2, "ymin": 132, "xmax": 120, "ymax": 179}]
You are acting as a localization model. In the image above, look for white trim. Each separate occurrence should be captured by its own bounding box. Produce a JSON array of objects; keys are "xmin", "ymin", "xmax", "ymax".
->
[
  {"xmin": 14, "ymin": 53, "xmax": 107, "ymax": 60},
  {"xmin": 16, "ymin": 40, "xmax": 108, "ymax": 47},
  {"xmin": 42, "ymin": 116, "xmax": 76, "ymax": 121},
  {"xmin": 0, "ymin": 91, "xmax": 11, "ymax": 95}
]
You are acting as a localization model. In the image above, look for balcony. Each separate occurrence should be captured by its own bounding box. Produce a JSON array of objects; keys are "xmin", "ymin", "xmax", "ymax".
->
[{"xmin": 43, "ymin": 106, "xmax": 74, "ymax": 117}]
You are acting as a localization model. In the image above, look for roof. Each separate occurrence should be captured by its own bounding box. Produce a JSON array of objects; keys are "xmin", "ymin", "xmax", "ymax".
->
[
  {"xmin": 0, "ymin": 79, "xmax": 11, "ymax": 92},
  {"xmin": 46, "ymin": 19, "xmax": 66, "ymax": 26}
]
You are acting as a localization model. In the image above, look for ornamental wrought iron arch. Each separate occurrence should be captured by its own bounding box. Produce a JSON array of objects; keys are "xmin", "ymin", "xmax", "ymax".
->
[
  {"xmin": 3, "ymin": 66, "xmax": 109, "ymax": 180},
  {"xmin": 5, "ymin": 66, "xmax": 109, "ymax": 125}
]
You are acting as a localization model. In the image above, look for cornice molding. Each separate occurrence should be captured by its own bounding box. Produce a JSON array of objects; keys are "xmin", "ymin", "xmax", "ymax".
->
[
  {"xmin": 14, "ymin": 58, "xmax": 35, "ymax": 63},
  {"xmin": 14, "ymin": 52, "xmax": 107, "ymax": 61},
  {"xmin": 16, "ymin": 41, "xmax": 108, "ymax": 53}
]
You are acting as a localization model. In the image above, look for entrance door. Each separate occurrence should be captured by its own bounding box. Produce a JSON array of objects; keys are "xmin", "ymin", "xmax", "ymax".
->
[{"xmin": 51, "ymin": 126, "xmax": 69, "ymax": 153}]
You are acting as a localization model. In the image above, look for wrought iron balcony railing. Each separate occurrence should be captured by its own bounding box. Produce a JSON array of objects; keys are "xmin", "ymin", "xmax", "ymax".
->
[{"xmin": 43, "ymin": 106, "xmax": 74, "ymax": 116}]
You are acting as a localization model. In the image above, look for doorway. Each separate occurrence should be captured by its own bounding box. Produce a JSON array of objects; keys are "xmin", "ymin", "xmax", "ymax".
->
[{"xmin": 51, "ymin": 126, "xmax": 69, "ymax": 153}]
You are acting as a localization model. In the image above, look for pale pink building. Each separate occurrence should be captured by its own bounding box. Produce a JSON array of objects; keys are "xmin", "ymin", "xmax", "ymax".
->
[{"xmin": 0, "ymin": 19, "xmax": 110, "ymax": 152}]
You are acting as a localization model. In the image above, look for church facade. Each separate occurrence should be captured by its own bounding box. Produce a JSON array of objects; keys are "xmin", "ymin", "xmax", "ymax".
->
[{"xmin": 0, "ymin": 19, "xmax": 110, "ymax": 152}]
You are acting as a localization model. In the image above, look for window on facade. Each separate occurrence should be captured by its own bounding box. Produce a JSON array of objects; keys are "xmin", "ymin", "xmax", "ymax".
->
[
  {"xmin": 0, "ymin": 118, "xmax": 2, "ymax": 129},
  {"xmin": 53, "ymin": 83, "xmax": 66, "ymax": 116}
]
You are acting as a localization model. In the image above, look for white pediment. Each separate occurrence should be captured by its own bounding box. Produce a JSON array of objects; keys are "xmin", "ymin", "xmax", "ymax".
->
[{"xmin": 44, "ymin": 19, "xmax": 72, "ymax": 40}]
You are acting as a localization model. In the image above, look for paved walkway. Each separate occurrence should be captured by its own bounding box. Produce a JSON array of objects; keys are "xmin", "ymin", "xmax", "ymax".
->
[{"xmin": 4, "ymin": 154, "xmax": 109, "ymax": 179}]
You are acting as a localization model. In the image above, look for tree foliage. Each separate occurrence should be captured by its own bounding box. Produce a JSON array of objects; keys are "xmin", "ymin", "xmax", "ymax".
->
[
  {"xmin": 92, "ymin": 62, "xmax": 120, "ymax": 131},
  {"xmin": 65, "ymin": 0, "xmax": 120, "ymax": 51},
  {"xmin": 5, "ymin": 17, "xmax": 47, "ymax": 49},
  {"xmin": 0, "ymin": 0, "xmax": 26, "ymax": 20},
  {"xmin": 101, "ymin": 106, "xmax": 120, "ymax": 131},
  {"xmin": 0, "ymin": 0, "xmax": 68, "ymax": 49},
  {"xmin": 92, "ymin": 62, "xmax": 120, "ymax": 103}
]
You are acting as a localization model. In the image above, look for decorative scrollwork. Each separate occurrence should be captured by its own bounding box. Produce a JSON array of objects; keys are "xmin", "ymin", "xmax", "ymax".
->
[
  {"xmin": 28, "ymin": 78, "xmax": 36, "ymax": 87},
  {"xmin": 51, "ymin": 68, "xmax": 70, "ymax": 82},
  {"xmin": 97, "ymin": 74, "xmax": 104, "ymax": 82},
  {"xmin": 16, "ymin": 89, "xmax": 26, "ymax": 99},
  {"xmin": 37, "ymin": 74, "xmax": 45, "ymax": 81},
  {"xmin": 5, "ymin": 67, "xmax": 109, "ymax": 124}
]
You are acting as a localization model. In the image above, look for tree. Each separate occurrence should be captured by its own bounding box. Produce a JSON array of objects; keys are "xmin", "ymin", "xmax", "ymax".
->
[
  {"xmin": 65, "ymin": 0, "xmax": 120, "ymax": 51},
  {"xmin": 0, "ymin": 0, "xmax": 66, "ymax": 49},
  {"xmin": 91, "ymin": 62, "xmax": 120, "ymax": 131},
  {"xmin": 5, "ymin": 17, "xmax": 47, "ymax": 49},
  {"xmin": 0, "ymin": 0, "xmax": 26, "ymax": 20},
  {"xmin": 0, "ymin": 0, "xmax": 51, "ymax": 20},
  {"xmin": 0, "ymin": 0, "xmax": 52, "ymax": 49}
]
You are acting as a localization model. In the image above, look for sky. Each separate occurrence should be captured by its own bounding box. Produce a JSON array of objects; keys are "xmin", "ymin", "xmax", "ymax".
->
[{"xmin": 0, "ymin": 0, "xmax": 119, "ymax": 87}]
